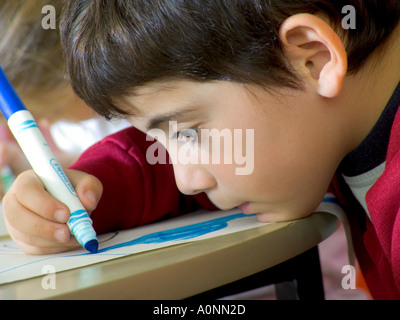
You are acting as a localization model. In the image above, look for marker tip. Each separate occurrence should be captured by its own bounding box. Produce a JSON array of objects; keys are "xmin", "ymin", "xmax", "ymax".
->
[{"xmin": 84, "ymin": 240, "xmax": 99, "ymax": 254}]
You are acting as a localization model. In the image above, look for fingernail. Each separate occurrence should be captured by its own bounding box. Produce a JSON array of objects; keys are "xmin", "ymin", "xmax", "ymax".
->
[
  {"xmin": 55, "ymin": 209, "xmax": 68, "ymax": 223},
  {"xmin": 54, "ymin": 229, "xmax": 69, "ymax": 243}
]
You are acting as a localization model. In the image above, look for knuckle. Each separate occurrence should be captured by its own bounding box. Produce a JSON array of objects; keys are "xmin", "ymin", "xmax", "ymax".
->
[{"xmin": 74, "ymin": 172, "xmax": 103, "ymax": 197}]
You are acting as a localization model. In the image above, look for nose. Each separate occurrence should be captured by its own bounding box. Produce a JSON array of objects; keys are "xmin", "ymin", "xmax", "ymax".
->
[{"xmin": 173, "ymin": 162, "xmax": 217, "ymax": 195}]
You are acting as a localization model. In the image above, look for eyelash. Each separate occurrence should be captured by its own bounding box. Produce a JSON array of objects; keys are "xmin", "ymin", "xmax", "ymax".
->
[{"xmin": 173, "ymin": 126, "xmax": 201, "ymax": 144}]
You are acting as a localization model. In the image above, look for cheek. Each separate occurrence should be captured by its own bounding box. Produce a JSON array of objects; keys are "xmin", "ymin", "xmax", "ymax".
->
[
  {"xmin": 256, "ymin": 146, "xmax": 325, "ymax": 192},
  {"xmin": 248, "ymin": 129, "xmax": 334, "ymax": 209},
  {"xmin": 206, "ymin": 163, "xmax": 241, "ymax": 184}
]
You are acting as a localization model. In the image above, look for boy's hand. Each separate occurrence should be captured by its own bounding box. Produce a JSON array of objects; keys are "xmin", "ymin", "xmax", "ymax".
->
[{"xmin": 2, "ymin": 169, "xmax": 103, "ymax": 255}]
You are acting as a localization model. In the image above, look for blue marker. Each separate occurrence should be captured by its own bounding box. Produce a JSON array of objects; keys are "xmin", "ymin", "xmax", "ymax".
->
[{"xmin": 0, "ymin": 67, "xmax": 98, "ymax": 254}]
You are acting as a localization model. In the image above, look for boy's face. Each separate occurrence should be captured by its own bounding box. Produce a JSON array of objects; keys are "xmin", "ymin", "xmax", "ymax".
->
[{"xmin": 128, "ymin": 80, "xmax": 345, "ymax": 222}]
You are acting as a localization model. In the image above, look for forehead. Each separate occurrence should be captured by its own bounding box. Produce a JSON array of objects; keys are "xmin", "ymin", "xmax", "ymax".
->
[
  {"xmin": 125, "ymin": 79, "xmax": 263, "ymax": 112},
  {"xmin": 123, "ymin": 79, "xmax": 276, "ymax": 131},
  {"xmin": 130, "ymin": 80, "xmax": 212, "ymax": 108},
  {"xmin": 125, "ymin": 80, "xmax": 216, "ymax": 130}
]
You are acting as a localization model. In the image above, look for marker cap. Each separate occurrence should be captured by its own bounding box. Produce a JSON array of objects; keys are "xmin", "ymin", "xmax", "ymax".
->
[{"xmin": 0, "ymin": 67, "xmax": 27, "ymax": 120}]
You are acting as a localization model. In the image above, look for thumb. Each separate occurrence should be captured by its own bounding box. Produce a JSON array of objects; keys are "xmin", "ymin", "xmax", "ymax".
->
[{"xmin": 66, "ymin": 169, "xmax": 103, "ymax": 213}]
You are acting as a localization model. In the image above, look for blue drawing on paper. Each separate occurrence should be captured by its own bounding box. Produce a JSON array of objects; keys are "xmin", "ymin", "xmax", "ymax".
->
[
  {"xmin": 0, "ymin": 212, "xmax": 255, "ymax": 277},
  {"xmin": 98, "ymin": 212, "xmax": 255, "ymax": 253}
]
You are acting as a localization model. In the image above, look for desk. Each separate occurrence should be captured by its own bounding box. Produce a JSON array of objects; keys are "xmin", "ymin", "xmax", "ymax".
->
[{"xmin": 0, "ymin": 212, "xmax": 338, "ymax": 300}]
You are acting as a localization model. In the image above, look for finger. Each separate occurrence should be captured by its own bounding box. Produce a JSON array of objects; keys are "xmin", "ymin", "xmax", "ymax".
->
[
  {"xmin": 6, "ymin": 221, "xmax": 80, "ymax": 255},
  {"xmin": 3, "ymin": 192, "xmax": 71, "ymax": 243},
  {"xmin": 16, "ymin": 241, "xmax": 80, "ymax": 255},
  {"xmin": 10, "ymin": 170, "xmax": 70, "ymax": 223},
  {"xmin": 68, "ymin": 170, "xmax": 103, "ymax": 213}
]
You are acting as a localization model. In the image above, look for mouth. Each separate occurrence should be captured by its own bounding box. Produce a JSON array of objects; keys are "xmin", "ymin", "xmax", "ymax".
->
[
  {"xmin": 238, "ymin": 202, "xmax": 252, "ymax": 214},
  {"xmin": 212, "ymin": 201, "xmax": 253, "ymax": 214}
]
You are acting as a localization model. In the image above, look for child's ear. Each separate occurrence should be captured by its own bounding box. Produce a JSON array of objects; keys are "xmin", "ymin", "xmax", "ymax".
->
[{"xmin": 279, "ymin": 13, "xmax": 347, "ymax": 98}]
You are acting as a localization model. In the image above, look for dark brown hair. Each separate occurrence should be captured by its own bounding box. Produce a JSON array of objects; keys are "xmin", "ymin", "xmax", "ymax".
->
[{"xmin": 61, "ymin": 0, "xmax": 400, "ymax": 119}]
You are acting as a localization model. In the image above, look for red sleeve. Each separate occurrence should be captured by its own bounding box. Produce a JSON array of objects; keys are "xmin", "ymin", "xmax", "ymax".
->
[
  {"xmin": 69, "ymin": 127, "xmax": 216, "ymax": 234},
  {"xmin": 365, "ymin": 140, "xmax": 400, "ymax": 298}
]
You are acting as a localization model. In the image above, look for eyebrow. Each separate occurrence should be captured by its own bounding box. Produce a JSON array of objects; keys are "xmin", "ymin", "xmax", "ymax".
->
[{"xmin": 147, "ymin": 106, "xmax": 202, "ymax": 130}]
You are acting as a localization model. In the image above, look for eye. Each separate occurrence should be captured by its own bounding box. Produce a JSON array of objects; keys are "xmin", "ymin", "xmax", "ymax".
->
[{"xmin": 175, "ymin": 126, "xmax": 201, "ymax": 144}]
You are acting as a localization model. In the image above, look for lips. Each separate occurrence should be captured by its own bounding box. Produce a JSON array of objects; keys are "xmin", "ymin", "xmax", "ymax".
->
[{"xmin": 238, "ymin": 202, "xmax": 252, "ymax": 214}]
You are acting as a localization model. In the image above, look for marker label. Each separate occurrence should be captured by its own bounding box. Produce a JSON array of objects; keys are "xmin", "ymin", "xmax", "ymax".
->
[{"xmin": 49, "ymin": 159, "xmax": 77, "ymax": 197}]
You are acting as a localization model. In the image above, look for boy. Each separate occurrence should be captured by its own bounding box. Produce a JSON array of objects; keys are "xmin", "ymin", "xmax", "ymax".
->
[{"xmin": 3, "ymin": 0, "xmax": 400, "ymax": 299}]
